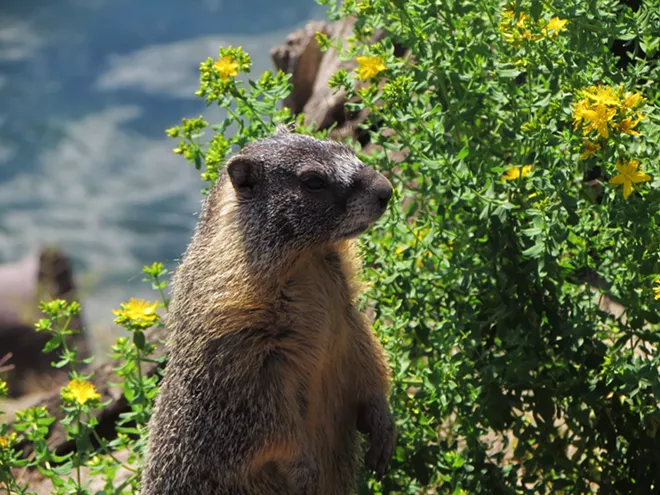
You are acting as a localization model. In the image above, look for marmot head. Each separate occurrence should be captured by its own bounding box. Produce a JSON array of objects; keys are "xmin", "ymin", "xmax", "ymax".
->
[{"xmin": 222, "ymin": 128, "xmax": 393, "ymax": 261}]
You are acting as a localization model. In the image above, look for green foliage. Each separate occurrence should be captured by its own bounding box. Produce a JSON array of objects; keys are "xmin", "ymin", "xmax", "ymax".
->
[{"xmin": 3, "ymin": 0, "xmax": 660, "ymax": 493}]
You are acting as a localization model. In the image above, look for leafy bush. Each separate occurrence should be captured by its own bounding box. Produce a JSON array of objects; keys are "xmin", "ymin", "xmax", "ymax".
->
[{"xmin": 3, "ymin": 0, "xmax": 660, "ymax": 493}]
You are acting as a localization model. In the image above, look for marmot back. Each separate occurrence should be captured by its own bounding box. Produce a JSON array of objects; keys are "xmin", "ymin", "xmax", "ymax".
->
[{"xmin": 141, "ymin": 128, "xmax": 396, "ymax": 495}]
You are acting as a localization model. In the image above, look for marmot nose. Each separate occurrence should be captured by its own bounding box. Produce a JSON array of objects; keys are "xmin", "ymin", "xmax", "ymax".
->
[{"xmin": 374, "ymin": 174, "xmax": 393, "ymax": 209}]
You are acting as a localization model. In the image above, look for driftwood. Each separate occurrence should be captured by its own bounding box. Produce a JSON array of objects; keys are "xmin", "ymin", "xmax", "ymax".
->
[
  {"xmin": 0, "ymin": 247, "xmax": 89, "ymax": 398},
  {"xmin": 270, "ymin": 17, "xmax": 389, "ymax": 138},
  {"xmin": 271, "ymin": 20, "xmax": 333, "ymax": 116}
]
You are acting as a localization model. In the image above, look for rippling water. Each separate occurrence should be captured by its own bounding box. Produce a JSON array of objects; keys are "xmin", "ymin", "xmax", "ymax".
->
[{"xmin": 0, "ymin": 0, "xmax": 324, "ymax": 351}]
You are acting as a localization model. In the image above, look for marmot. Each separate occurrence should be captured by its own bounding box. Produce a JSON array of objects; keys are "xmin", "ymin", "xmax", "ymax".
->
[{"xmin": 141, "ymin": 127, "xmax": 396, "ymax": 495}]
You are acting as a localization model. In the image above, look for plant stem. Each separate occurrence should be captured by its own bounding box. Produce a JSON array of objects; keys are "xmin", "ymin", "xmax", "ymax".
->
[
  {"xmin": 154, "ymin": 275, "xmax": 169, "ymax": 311},
  {"xmin": 76, "ymin": 413, "xmax": 82, "ymax": 493},
  {"xmin": 90, "ymin": 430, "xmax": 137, "ymax": 473}
]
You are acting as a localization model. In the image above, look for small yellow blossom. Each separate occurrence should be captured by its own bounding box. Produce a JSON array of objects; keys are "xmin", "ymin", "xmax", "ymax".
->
[
  {"xmin": 654, "ymin": 278, "xmax": 660, "ymax": 300},
  {"xmin": 609, "ymin": 159, "xmax": 651, "ymax": 199},
  {"xmin": 62, "ymin": 379, "xmax": 101, "ymax": 406},
  {"xmin": 579, "ymin": 139, "xmax": 601, "ymax": 160},
  {"xmin": 415, "ymin": 251, "xmax": 433, "ymax": 269},
  {"xmin": 623, "ymin": 91, "xmax": 645, "ymax": 110},
  {"xmin": 355, "ymin": 56, "xmax": 386, "ymax": 80},
  {"xmin": 511, "ymin": 10, "xmax": 530, "ymax": 28},
  {"xmin": 543, "ymin": 17, "xmax": 568, "ymax": 37},
  {"xmin": 572, "ymin": 99, "xmax": 590, "ymax": 128},
  {"xmin": 213, "ymin": 55, "xmax": 239, "ymax": 81},
  {"xmin": 521, "ymin": 29, "xmax": 542, "ymax": 42},
  {"xmin": 502, "ymin": 165, "xmax": 533, "ymax": 182},
  {"xmin": 394, "ymin": 246, "xmax": 405, "ymax": 256},
  {"xmin": 113, "ymin": 298, "xmax": 160, "ymax": 326},
  {"xmin": 615, "ymin": 116, "xmax": 642, "ymax": 136},
  {"xmin": 414, "ymin": 227, "xmax": 431, "ymax": 242},
  {"xmin": 579, "ymin": 103, "xmax": 617, "ymax": 139},
  {"xmin": 499, "ymin": 10, "xmax": 539, "ymax": 46},
  {"xmin": 584, "ymin": 85, "xmax": 620, "ymax": 107},
  {"xmin": 0, "ymin": 378, "xmax": 7, "ymax": 397},
  {"xmin": 573, "ymin": 84, "xmax": 648, "ymax": 147},
  {"xmin": 500, "ymin": 9, "xmax": 565, "ymax": 45},
  {"xmin": 0, "ymin": 433, "xmax": 17, "ymax": 449}
]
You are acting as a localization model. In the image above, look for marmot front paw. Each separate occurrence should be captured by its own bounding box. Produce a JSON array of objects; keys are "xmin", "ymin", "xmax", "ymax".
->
[{"xmin": 357, "ymin": 398, "xmax": 396, "ymax": 479}]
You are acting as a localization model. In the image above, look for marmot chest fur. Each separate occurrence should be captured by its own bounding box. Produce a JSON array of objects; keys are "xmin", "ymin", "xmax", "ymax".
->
[{"xmin": 141, "ymin": 128, "xmax": 396, "ymax": 495}]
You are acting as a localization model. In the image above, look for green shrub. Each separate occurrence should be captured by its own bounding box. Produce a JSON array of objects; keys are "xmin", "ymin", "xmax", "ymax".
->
[{"xmin": 3, "ymin": 0, "xmax": 660, "ymax": 493}]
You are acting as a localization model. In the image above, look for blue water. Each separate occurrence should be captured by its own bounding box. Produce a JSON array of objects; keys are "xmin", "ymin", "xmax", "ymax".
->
[{"xmin": 0, "ymin": 0, "xmax": 325, "ymax": 350}]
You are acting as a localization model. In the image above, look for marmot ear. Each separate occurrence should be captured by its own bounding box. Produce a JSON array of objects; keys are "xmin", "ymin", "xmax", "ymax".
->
[{"xmin": 227, "ymin": 157, "xmax": 261, "ymax": 198}]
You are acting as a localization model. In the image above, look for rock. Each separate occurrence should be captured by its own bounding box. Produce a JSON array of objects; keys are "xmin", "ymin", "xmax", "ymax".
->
[{"xmin": 0, "ymin": 247, "xmax": 89, "ymax": 398}]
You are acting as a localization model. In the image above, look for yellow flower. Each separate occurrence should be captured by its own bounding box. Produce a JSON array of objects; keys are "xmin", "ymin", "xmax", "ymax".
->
[
  {"xmin": 513, "ymin": 10, "xmax": 529, "ymax": 28},
  {"xmin": 623, "ymin": 91, "xmax": 645, "ymax": 110},
  {"xmin": 572, "ymin": 99, "xmax": 590, "ymax": 129},
  {"xmin": 414, "ymin": 227, "xmax": 431, "ymax": 242},
  {"xmin": 113, "ymin": 298, "xmax": 160, "ymax": 326},
  {"xmin": 415, "ymin": 250, "xmax": 433, "ymax": 269},
  {"xmin": 213, "ymin": 55, "xmax": 239, "ymax": 81},
  {"xmin": 500, "ymin": 8, "xmax": 529, "ymax": 28},
  {"xmin": 579, "ymin": 139, "xmax": 601, "ymax": 160},
  {"xmin": 543, "ymin": 17, "xmax": 568, "ymax": 37},
  {"xmin": 502, "ymin": 165, "xmax": 532, "ymax": 182},
  {"xmin": 499, "ymin": 9, "xmax": 542, "ymax": 45},
  {"xmin": 0, "ymin": 378, "xmax": 7, "ymax": 397},
  {"xmin": 580, "ymin": 103, "xmax": 617, "ymax": 139},
  {"xmin": 522, "ymin": 30, "xmax": 543, "ymax": 42},
  {"xmin": 615, "ymin": 116, "xmax": 642, "ymax": 136},
  {"xmin": 584, "ymin": 85, "xmax": 620, "ymax": 107},
  {"xmin": 356, "ymin": 56, "xmax": 386, "ymax": 80},
  {"xmin": 62, "ymin": 379, "xmax": 100, "ymax": 405},
  {"xmin": 394, "ymin": 246, "xmax": 405, "ymax": 256},
  {"xmin": 654, "ymin": 278, "xmax": 660, "ymax": 300},
  {"xmin": 0, "ymin": 433, "xmax": 17, "ymax": 449},
  {"xmin": 609, "ymin": 159, "xmax": 651, "ymax": 199}
]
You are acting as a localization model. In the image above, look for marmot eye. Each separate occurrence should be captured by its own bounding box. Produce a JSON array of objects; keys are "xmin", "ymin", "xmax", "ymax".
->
[{"xmin": 302, "ymin": 174, "xmax": 327, "ymax": 191}]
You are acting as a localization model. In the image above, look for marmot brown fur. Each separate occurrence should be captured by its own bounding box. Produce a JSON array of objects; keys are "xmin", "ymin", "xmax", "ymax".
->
[{"xmin": 141, "ymin": 128, "xmax": 396, "ymax": 495}]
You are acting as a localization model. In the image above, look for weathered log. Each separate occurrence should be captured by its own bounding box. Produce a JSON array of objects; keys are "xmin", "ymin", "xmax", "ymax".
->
[
  {"xmin": 270, "ymin": 20, "xmax": 332, "ymax": 115},
  {"xmin": 0, "ymin": 247, "xmax": 90, "ymax": 398},
  {"xmin": 270, "ymin": 16, "xmax": 388, "ymax": 136}
]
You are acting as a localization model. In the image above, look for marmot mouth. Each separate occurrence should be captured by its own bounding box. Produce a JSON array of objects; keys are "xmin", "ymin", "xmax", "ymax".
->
[{"xmin": 341, "ymin": 223, "xmax": 370, "ymax": 238}]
